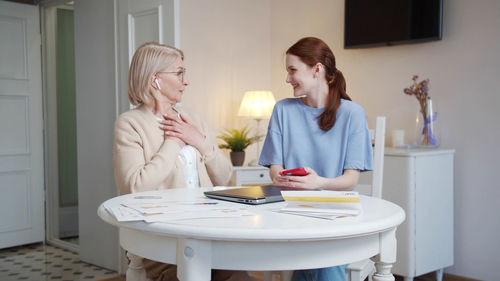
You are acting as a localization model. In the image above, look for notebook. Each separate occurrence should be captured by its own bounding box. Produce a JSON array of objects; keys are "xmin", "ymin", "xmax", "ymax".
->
[{"xmin": 204, "ymin": 185, "xmax": 287, "ymax": 205}]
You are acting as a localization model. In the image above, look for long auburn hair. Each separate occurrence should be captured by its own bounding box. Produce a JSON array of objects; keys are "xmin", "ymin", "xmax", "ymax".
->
[{"xmin": 286, "ymin": 37, "xmax": 351, "ymax": 131}]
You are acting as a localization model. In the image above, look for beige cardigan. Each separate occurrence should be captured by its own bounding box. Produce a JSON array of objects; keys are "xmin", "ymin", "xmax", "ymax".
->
[{"xmin": 113, "ymin": 104, "xmax": 232, "ymax": 194}]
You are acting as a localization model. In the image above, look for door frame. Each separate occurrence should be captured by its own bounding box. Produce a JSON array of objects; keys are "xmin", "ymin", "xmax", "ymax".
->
[{"xmin": 40, "ymin": 0, "xmax": 79, "ymax": 253}]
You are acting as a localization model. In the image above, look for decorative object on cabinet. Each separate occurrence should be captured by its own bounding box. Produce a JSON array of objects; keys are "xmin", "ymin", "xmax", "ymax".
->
[
  {"xmin": 392, "ymin": 129, "xmax": 405, "ymax": 148},
  {"xmin": 237, "ymin": 90, "xmax": 276, "ymax": 165},
  {"xmin": 403, "ymin": 75, "xmax": 440, "ymax": 148},
  {"xmin": 217, "ymin": 126, "xmax": 262, "ymax": 166},
  {"xmin": 366, "ymin": 148, "xmax": 454, "ymax": 281},
  {"xmin": 231, "ymin": 166, "xmax": 272, "ymax": 186}
]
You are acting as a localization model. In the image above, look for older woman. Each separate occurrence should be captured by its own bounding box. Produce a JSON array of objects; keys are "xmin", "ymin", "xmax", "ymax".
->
[{"xmin": 113, "ymin": 42, "xmax": 255, "ymax": 281}]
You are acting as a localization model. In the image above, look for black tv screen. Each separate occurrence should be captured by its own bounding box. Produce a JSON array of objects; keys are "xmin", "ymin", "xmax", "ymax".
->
[{"xmin": 344, "ymin": 0, "xmax": 443, "ymax": 48}]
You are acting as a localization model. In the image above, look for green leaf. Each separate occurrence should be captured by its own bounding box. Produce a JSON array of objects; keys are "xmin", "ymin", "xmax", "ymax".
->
[{"xmin": 217, "ymin": 126, "xmax": 263, "ymax": 152}]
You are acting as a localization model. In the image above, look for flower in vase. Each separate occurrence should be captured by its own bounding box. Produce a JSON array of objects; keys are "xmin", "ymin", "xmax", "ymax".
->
[{"xmin": 403, "ymin": 75, "xmax": 438, "ymax": 146}]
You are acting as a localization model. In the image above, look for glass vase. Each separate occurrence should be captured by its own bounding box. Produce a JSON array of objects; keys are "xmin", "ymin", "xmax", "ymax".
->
[{"xmin": 414, "ymin": 99, "xmax": 440, "ymax": 148}]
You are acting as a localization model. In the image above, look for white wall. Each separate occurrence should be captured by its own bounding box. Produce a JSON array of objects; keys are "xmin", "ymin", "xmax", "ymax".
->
[
  {"xmin": 270, "ymin": 0, "xmax": 500, "ymax": 280},
  {"xmin": 179, "ymin": 0, "xmax": 271, "ymax": 164},
  {"xmin": 74, "ymin": 0, "xmax": 119, "ymax": 270}
]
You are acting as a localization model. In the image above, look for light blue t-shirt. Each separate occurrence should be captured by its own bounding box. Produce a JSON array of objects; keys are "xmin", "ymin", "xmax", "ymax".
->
[{"xmin": 259, "ymin": 98, "xmax": 373, "ymax": 178}]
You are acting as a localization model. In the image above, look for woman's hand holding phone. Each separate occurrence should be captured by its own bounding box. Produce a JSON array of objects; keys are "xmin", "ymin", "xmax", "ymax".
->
[{"xmin": 273, "ymin": 167, "xmax": 325, "ymax": 190}]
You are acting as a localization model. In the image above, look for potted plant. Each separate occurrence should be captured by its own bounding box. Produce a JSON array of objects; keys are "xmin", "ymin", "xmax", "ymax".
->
[{"xmin": 217, "ymin": 126, "xmax": 263, "ymax": 166}]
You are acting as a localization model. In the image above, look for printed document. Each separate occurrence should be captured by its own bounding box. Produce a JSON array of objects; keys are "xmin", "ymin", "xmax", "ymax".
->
[
  {"xmin": 104, "ymin": 197, "xmax": 253, "ymax": 223},
  {"xmin": 276, "ymin": 190, "xmax": 362, "ymax": 220}
]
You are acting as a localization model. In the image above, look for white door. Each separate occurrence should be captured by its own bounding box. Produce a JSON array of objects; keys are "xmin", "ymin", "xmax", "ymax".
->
[{"xmin": 0, "ymin": 1, "xmax": 44, "ymax": 248}]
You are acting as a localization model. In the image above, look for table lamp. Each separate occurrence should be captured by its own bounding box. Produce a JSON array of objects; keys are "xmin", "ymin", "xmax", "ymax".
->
[{"xmin": 237, "ymin": 90, "xmax": 276, "ymax": 166}]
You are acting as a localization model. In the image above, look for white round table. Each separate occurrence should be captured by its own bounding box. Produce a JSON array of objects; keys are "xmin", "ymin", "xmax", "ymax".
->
[{"xmin": 98, "ymin": 188, "xmax": 405, "ymax": 281}]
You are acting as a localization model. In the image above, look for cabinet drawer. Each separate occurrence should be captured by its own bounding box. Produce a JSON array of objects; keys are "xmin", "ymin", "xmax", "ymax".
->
[{"xmin": 234, "ymin": 169, "xmax": 272, "ymax": 185}]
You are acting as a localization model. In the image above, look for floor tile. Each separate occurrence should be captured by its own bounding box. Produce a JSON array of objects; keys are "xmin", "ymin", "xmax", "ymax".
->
[{"xmin": 0, "ymin": 243, "xmax": 118, "ymax": 281}]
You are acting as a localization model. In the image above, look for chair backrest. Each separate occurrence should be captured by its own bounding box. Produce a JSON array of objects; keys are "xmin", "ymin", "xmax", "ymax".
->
[{"xmin": 370, "ymin": 116, "xmax": 386, "ymax": 198}]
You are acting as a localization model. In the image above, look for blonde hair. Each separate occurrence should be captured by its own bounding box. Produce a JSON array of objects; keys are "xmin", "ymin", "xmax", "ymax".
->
[{"xmin": 128, "ymin": 42, "xmax": 184, "ymax": 107}]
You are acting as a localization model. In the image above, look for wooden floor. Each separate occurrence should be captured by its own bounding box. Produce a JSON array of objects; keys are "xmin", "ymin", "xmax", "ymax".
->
[{"xmin": 253, "ymin": 271, "xmax": 481, "ymax": 281}]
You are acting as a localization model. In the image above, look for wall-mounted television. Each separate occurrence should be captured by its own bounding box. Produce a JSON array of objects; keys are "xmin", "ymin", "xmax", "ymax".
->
[{"xmin": 344, "ymin": 0, "xmax": 443, "ymax": 49}]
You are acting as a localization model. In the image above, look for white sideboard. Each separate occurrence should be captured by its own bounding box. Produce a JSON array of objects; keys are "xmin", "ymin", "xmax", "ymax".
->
[
  {"xmin": 231, "ymin": 166, "xmax": 272, "ymax": 186},
  {"xmin": 379, "ymin": 148, "xmax": 455, "ymax": 281}
]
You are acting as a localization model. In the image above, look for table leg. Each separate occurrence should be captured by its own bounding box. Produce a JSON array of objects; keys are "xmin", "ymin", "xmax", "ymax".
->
[
  {"xmin": 176, "ymin": 238, "xmax": 212, "ymax": 281},
  {"xmin": 371, "ymin": 228, "xmax": 397, "ymax": 281},
  {"xmin": 126, "ymin": 252, "xmax": 147, "ymax": 281},
  {"xmin": 372, "ymin": 262, "xmax": 395, "ymax": 281},
  {"xmin": 436, "ymin": 268, "xmax": 444, "ymax": 281}
]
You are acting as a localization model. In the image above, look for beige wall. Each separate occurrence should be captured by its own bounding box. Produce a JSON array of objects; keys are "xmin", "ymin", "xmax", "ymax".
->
[
  {"xmin": 179, "ymin": 0, "xmax": 271, "ymax": 164},
  {"xmin": 269, "ymin": 1, "xmax": 499, "ymax": 280}
]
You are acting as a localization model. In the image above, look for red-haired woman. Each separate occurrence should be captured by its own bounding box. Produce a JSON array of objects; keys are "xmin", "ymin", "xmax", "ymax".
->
[{"xmin": 259, "ymin": 37, "xmax": 373, "ymax": 281}]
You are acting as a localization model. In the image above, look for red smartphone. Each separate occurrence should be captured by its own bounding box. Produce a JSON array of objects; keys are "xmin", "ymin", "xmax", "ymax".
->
[{"xmin": 280, "ymin": 167, "xmax": 308, "ymax": 176}]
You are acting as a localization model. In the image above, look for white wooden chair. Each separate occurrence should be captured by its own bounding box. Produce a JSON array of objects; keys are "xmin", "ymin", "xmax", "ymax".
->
[
  {"xmin": 346, "ymin": 116, "xmax": 386, "ymax": 281},
  {"xmin": 263, "ymin": 116, "xmax": 386, "ymax": 281}
]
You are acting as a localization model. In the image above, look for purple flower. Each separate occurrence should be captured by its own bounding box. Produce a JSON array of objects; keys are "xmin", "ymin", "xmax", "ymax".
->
[
  {"xmin": 421, "ymin": 84, "xmax": 429, "ymax": 93},
  {"xmin": 403, "ymin": 88, "xmax": 414, "ymax": 95},
  {"xmin": 403, "ymin": 75, "xmax": 431, "ymax": 102}
]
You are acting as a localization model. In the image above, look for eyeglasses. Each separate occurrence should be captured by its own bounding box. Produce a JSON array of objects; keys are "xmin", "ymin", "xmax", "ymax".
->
[{"xmin": 156, "ymin": 68, "xmax": 186, "ymax": 83}]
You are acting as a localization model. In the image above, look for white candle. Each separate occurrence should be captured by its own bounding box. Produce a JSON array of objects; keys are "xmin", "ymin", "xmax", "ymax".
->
[{"xmin": 392, "ymin": 130, "xmax": 405, "ymax": 148}]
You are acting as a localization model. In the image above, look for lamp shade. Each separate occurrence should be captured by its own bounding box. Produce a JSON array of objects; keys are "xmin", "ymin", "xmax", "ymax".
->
[{"xmin": 237, "ymin": 90, "xmax": 276, "ymax": 119}]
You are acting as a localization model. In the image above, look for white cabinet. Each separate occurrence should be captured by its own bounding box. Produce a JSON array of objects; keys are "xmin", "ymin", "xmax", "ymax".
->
[
  {"xmin": 382, "ymin": 148, "xmax": 455, "ymax": 281},
  {"xmin": 231, "ymin": 166, "xmax": 272, "ymax": 186}
]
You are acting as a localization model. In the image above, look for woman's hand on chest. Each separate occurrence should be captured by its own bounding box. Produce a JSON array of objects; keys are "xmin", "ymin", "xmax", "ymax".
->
[{"xmin": 159, "ymin": 113, "xmax": 205, "ymax": 147}]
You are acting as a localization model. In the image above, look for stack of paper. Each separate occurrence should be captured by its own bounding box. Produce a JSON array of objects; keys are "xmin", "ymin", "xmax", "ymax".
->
[
  {"xmin": 276, "ymin": 190, "xmax": 362, "ymax": 220},
  {"xmin": 103, "ymin": 197, "xmax": 254, "ymax": 223}
]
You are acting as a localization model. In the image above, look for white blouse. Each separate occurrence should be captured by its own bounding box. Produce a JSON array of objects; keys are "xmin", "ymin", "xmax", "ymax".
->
[{"xmin": 177, "ymin": 145, "xmax": 200, "ymax": 188}]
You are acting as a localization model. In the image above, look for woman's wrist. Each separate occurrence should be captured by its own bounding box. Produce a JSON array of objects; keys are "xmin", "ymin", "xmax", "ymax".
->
[
  {"xmin": 192, "ymin": 133, "xmax": 206, "ymax": 148},
  {"xmin": 317, "ymin": 176, "xmax": 329, "ymax": 190}
]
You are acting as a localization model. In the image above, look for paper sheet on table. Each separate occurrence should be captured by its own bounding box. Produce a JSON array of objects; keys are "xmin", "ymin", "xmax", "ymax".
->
[
  {"xmin": 122, "ymin": 199, "xmax": 227, "ymax": 215},
  {"xmin": 104, "ymin": 203, "xmax": 145, "ymax": 221},
  {"xmin": 277, "ymin": 210, "xmax": 341, "ymax": 220},
  {"xmin": 143, "ymin": 209, "xmax": 255, "ymax": 223},
  {"xmin": 104, "ymin": 198, "xmax": 254, "ymax": 222},
  {"xmin": 276, "ymin": 190, "xmax": 362, "ymax": 220}
]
